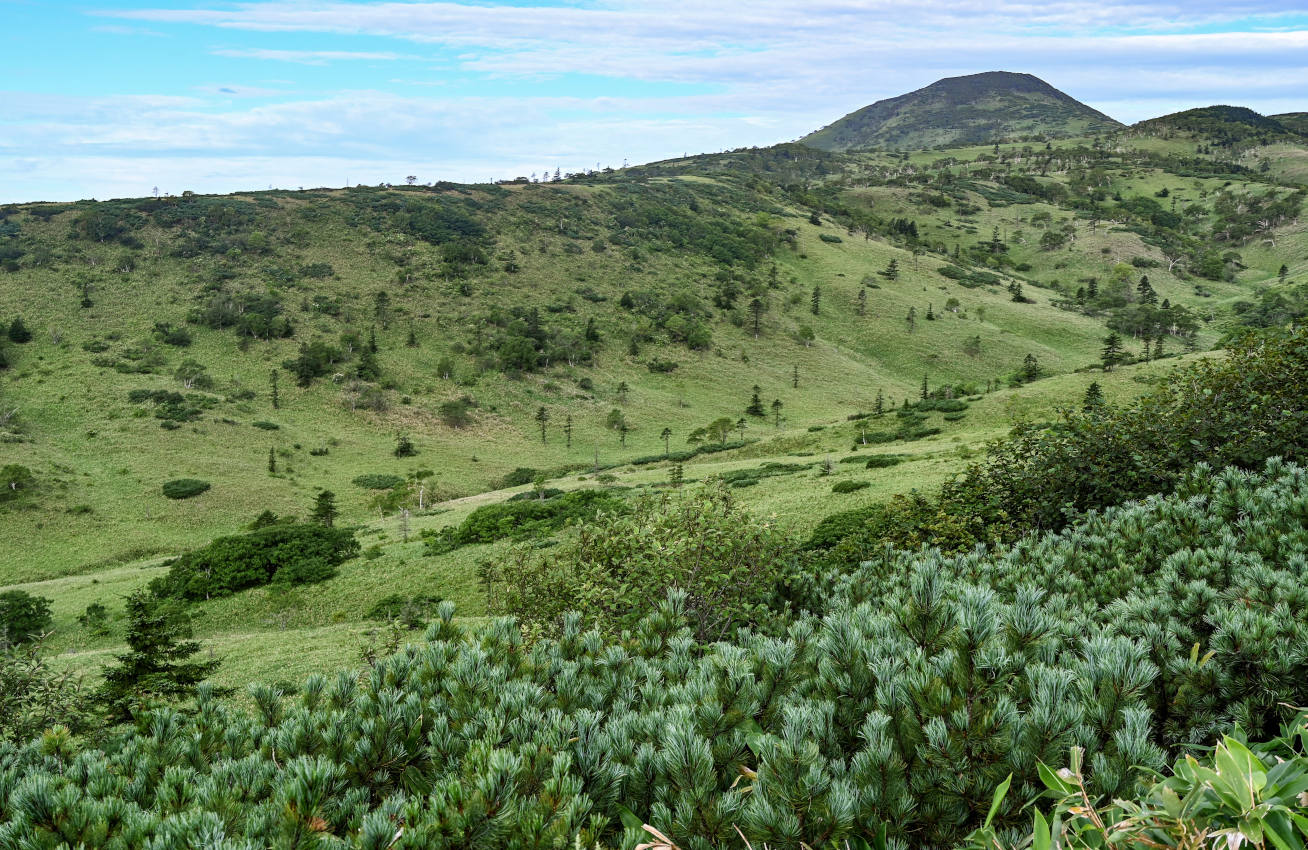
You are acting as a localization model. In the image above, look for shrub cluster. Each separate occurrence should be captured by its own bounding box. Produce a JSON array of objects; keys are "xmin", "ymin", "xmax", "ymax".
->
[
  {"xmin": 422, "ymin": 488, "xmax": 627, "ymax": 554},
  {"xmin": 160, "ymin": 479, "xmax": 210, "ymax": 500},
  {"xmin": 150, "ymin": 523, "xmax": 359, "ymax": 600},
  {"xmin": 3, "ymin": 462, "xmax": 1305, "ymax": 849}
]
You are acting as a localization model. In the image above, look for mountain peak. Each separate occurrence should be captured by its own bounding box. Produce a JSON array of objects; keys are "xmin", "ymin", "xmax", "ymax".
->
[{"xmin": 802, "ymin": 71, "xmax": 1122, "ymax": 151}]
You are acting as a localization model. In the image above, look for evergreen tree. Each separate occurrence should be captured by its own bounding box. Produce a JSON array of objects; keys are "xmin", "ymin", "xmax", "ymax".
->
[
  {"xmin": 270, "ymin": 368, "xmax": 280, "ymax": 410},
  {"xmin": 97, "ymin": 591, "xmax": 219, "ymax": 722},
  {"xmin": 564, "ymin": 414, "xmax": 573, "ymax": 449},
  {"xmin": 1021, "ymin": 353, "xmax": 1041, "ymax": 383},
  {"xmin": 920, "ymin": 374, "xmax": 929, "ymax": 400},
  {"xmin": 7, "ymin": 317, "xmax": 31, "ymax": 344},
  {"xmin": 771, "ymin": 398, "xmax": 783, "ymax": 428},
  {"xmin": 267, "ymin": 447, "xmax": 277, "ymax": 474},
  {"xmin": 1101, "ymin": 332, "xmax": 1124, "ymax": 372},
  {"xmin": 906, "ymin": 306, "xmax": 916, "ymax": 332},
  {"xmin": 660, "ymin": 427, "xmax": 672, "ymax": 456},
  {"xmin": 857, "ymin": 288, "xmax": 867, "ymax": 316},
  {"xmin": 810, "ymin": 286, "xmax": 821, "ymax": 316},
  {"xmin": 616, "ymin": 381, "xmax": 629, "ymax": 404},
  {"xmin": 1082, "ymin": 381, "xmax": 1105, "ymax": 412},
  {"xmin": 881, "ymin": 258, "xmax": 899, "ymax": 281},
  {"xmin": 618, "ymin": 420, "xmax": 629, "ymax": 447},
  {"xmin": 406, "ymin": 320, "xmax": 418, "ymax": 348},
  {"xmin": 1137, "ymin": 275, "xmax": 1158, "ymax": 305},
  {"xmin": 746, "ymin": 385, "xmax": 765, "ymax": 417},
  {"xmin": 874, "ymin": 389, "xmax": 884, "ymax": 416},
  {"xmin": 312, "ymin": 490, "xmax": 338, "ymax": 526},
  {"xmin": 1279, "ymin": 264, "xmax": 1289, "ymax": 285},
  {"xmin": 394, "ymin": 434, "xmax": 417, "ymax": 457},
  {"xmin": 792, "ymin": 364, "xmax": 799, "ymax": 389},
  {"xmin": 367, "ymin": 326, "xmax": 379, "ymax": 353},
  {"xmin": 534, "ymin": 406, "xmax": 550, "ymax": 444},
  {"xmin": 926, "ymin": 302, "xmax": 935, "ymax": 321},
  {"xmin": 749, "ymin": 297, "xmax": 764, "ymax": 337},
  {"xmin": 1153, "ymin": 333, "xmax": 1166, "ymax": 359},
  {"xmin": 355, "ymin": 346, "xmax": 381, "ymax": 381},
  {"xmin": 668, "ymin": 462, "xmax": 683, "ymax": 488}
]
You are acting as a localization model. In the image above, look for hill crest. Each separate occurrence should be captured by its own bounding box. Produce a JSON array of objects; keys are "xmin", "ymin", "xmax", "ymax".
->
[{"xmin": 801, "ymin": 71, "xmax": 1122, "ymax": 151}]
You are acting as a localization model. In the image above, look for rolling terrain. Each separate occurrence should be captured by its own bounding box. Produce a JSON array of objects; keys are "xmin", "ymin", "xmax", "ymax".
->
[{"xmin": 1, "ymin": 76, "xmax": 1306, "ymax": 692}]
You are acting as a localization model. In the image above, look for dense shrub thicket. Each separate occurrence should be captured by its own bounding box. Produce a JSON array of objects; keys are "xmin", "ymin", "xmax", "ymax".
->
[
  {"xmin": 815, "ymin": 327, "xmax": 1308, "ymax": 557},
  {"xmin": 421, "ymin": 488, "xmax": 627, "ymax": 554},
  {"xmin": 150, "ymin": 523, "xmax": 359, "ymax": 600},
  {"xmin": 3, "ymin": 461, "xmax": 1305, "ymax": 848},
  {"xmin": 160, "ymin": 478, "xmax": 211, "ymax": 500}
]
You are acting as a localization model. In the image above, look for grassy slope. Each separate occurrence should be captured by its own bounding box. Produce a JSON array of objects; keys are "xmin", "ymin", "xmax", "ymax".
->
[{"xmin": 1, "ymin": 128, "xmax": 1303, "ymax": 690}]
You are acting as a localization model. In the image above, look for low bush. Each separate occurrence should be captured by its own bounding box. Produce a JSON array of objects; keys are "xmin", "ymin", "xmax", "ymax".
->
[
  {"xmin": 161, "ymin": 479, "xmax": 210, "ymax": 500},
  {"xmin": 831, "ymin": 479, "xmax": 870, "ymax": 494},
  {"xmin": 151, "ymin": 523, "xmax": 359, "ymax": 600},
  {"xmin": 0, "ymin": 590, "xmax": 52, "ymax": 645},
  {"xmin": 352, "ymin": 473, "xmax": 405, "ymax": 490},
  {"xmin": 422, "ymin": 488, "xmax": 626, "ymax": 554}
]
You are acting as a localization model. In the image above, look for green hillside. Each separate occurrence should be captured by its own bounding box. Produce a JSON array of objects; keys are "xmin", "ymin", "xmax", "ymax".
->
[
  {"xmin": 3, "ymin": 75, "xmax": 1308, "ymax": 850},
  {"xmin": 1131, "ymin": 105, "xmax": 1302, "ymax": 149},
  {"xmin": 1, "ymin": 120, "xmax": 1305, "ymax": 692},
  {"xmin": 801, "ymin": 71, "xmax": 1122, "ymax": 151}
]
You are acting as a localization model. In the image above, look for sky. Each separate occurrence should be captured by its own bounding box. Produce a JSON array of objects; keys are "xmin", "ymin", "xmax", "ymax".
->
[{"xmin": 2, "ymin": 0, "xmax": 1307, "ymax": 202}]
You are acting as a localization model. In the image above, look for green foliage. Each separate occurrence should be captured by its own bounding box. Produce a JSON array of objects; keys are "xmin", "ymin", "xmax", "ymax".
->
[
  {"xmin": 7, "ymin": 463, "xmax": 1305, "ymax": 848},
  {"xmin": 97, "ymin": 590, "xmax": 221, "ymax": 721},
  {"xmin": 483, "ymin": 480, "xmax": 791, "ymax": 641},
  {"xmin": 0, "ymin": 464, "xmax": 34, "ymax": 502},
  {"xmin": 160, "ymin": 478, "xmax": 210, "ymax": 500},
  {"xmin": 352, "ymin": 473, "xmax": 406, "ymax": 490},
  {"xmin": 940, "ymin": 327, "xmax": 1308, "ymax": 539},
  {"xmin": 0, "ymin": 638, "xmax": 89, "ymax": 743},
  {"xmin": 986, "ymin": 711, "xmax": 1308, "ymax": 850},
  {"xmin": 150, "ymin": 523, "xmax": 359, "ymax": 600},
  {"xmin": 0, "ymin": 591, "xmax": 53, "ymax": 646},
  {"xmin": 365, "ymin": 593, "xmax": 443, "ymax": 629},
  {"xmin": 422, "ymin": 488, "xmax": 626, "ymax": 554},
  {"xmin": 7, "ymin": 316, "xmax": 32, "ymax": 344},
  {"xmin": 831, "ymin": 479, "xmax": 870, "ymax": 494}
]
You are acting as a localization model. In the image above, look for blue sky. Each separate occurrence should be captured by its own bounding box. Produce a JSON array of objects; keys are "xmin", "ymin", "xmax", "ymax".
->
[{"xmin": 2, "ymin": 0, "xmax": 1306, "ymax": 201}]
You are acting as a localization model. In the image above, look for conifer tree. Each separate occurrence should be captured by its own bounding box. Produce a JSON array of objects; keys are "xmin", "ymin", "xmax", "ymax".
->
[
  {"xmin": 881, "ymin": 258, "xmax": 899, "ymax": 281},
  {"xmin": 268, "ymin": 447, "xmax": 277, "ymax": 474},
  {"xmin": 857, "ymin": 288, "xmax": 867, "ymax": 316},
  {"xmin": 771, "ymin": 399, "xmax": 783, "ymax": 428},
  {"xmin": 312, "ymin": 490, "xmax": 337, "ymax": 526},
  {"xmin": 746, "ymin": 385, "xmax": 765, "ymax": 417},
  {"xmin": 749, "ymin": 297, "xmax": 764, "ymax": 337},
  {"xmin": 792, "ymin": 364, "xmax": 799, "ymax": 389},
  {"xmin": 6, "ymin": 317, "xmax": 31, "ymax": 344},
  {"xmin": 874, "ymin": 389, "xmax": 884, "ymax": 416},
  {"xmin": 1279, "ymin": 264, "xmax": 1289, "ymax": 284},
  {"xmin": 1137, "ymin": 275, "xmax": 1158, "ymax": 305},
  {"xmin": 1082, "ymin": 381, "xmax": 1105, "ymax": 412},
  {"xmin": 564, "ymin": 414, "xmax": 573, "ymax": 449},
  {"xmin": 534, "ymin": 406, "xmax": 549, "ymax": 444},
  {"xmin": 921, "ymin": 374, "xmax": 929, "ymax": 400},
  {"xmin": 810, "ymin": 286, "xmax": 821, "ymax": 316},
  {"xmin": 1101, "ymin": 332, "xmax": 1124, "ymax": 371},
  {"xmin": 926, "ymin": 302, "xmax": 935, "ymax": 320},
  {"xmin": 97, "ymin": 591, "xmax": 219, "ymax": 721},
  {"xmin": 661, "ymin": 427, "xmax": 672, "ymax": 455},
  {"xmin": 270, "ymin": 368, "xmax": 280, "ymax": 409},
  {"xmin": 1022, "ymin": 353, "xmax": 1040, "ymax": 383}
]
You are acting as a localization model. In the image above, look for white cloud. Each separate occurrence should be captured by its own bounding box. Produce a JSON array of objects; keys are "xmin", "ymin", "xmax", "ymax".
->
[
  {"xmin": 3, "ymin": 0, "xmax": 1303, "ymax": 200},
  {"xmin": 211, "ymin": 47, "xmax": 422, "ymax": 64}
]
